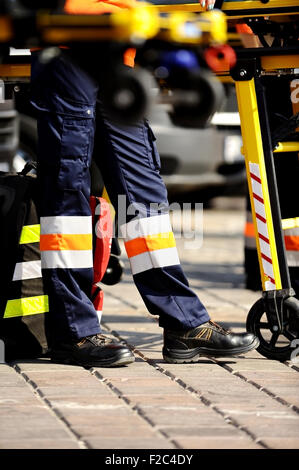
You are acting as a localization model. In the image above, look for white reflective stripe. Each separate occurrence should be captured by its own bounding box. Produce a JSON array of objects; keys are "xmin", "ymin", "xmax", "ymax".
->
[
  {"xmin": 286, "ymin": 251, "xmax": 299, "ymax": 267},
  {"xmin": 249, "ymin": 162, "xmax": 260, "ymax": 179},
  {"xmin": 259, "ymin": 239, "xmax": 271, "ymax": 259},
  {"xmin": 251, "ymin": 178, "xmax": 263, "ymax": 200},
  {"xmin": 253, "ymin": 198, "xmax": 266, "ymax": 220},
  {"xmin": 40, "ymin": 216, "xmax": 92, "ymax": 235},
  {"xmin": 120, "ymin": 214, "xmax": 172, "ymax": 241},
  {"xmin": 129, "ymin": 247, "xmax": 180, "ymax": 275},
  {"xmin": 12, "ymin": 260, "xmax": 42, "ymax": 281},
  {"xmin": 265, "ymin": 280, "xmax": 276, "ymax": 291},
  {"xmin": 41, "ymin": 250, "xmax": 93, "ymax": 269},
  {"xmin": 283, "ymin": 227, "xmax": 299, "ymax": 236},
  {"xmin": 256, "ymin": 218, "xmax": 267, "ymax": 238},
  {"xmin": 96, "ymin": 311, "xmax": 102, "ymax": 323},
  {"xmin": 261, "ymin": 258, "xmax": 274, "ymax": 280}
]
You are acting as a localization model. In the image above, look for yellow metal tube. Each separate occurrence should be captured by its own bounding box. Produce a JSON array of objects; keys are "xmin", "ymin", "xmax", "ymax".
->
[
  {"xmin": 235, "ymin": 79, "xmax": 282, "ymax": 291},
  {"xmin": 274, "ymin": 142, "xmax": 299, "ymax": 153}
]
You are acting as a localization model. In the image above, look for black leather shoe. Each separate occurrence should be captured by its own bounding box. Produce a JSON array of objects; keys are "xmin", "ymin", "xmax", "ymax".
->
[
  {"xmin": 163, "ymin": 320, "xmax": 259, "ymax": 363},
  {"xmin": 50, "ymin": 334, "xmax": 135, "ymax": 367}
]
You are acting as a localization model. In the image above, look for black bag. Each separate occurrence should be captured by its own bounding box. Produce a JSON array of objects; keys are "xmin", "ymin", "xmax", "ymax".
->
[{"xmin": 0, "ymin": 162, "xmax": 49, "ymax": 360}]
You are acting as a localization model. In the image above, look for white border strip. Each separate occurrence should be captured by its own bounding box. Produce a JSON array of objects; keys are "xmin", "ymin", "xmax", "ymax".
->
[
  {"xmin": 120, "ymin": 214, "xmax": 172, "ymax": 241},
  {"xmin": 40, "ymin": 216, "xmax": 92, "ymax": 235},
  {"xmin": 129, "ymin": 247, "xmax": 180, "ymax": 275},
  {"xmin": 41, "ymin": 250, "xmax": 93, "ymax": 269}
]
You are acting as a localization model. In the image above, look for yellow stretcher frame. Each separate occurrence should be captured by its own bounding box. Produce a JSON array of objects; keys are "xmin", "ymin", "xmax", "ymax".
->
[
  {"xmin": 234, "ymin": 54, "xmax": 299, "ymax": 292},
  {"xmin": 154, "ymin": 0, "xmax": 299, "ymax": 18},
  {"xmin": 236, "ymin": 78, "xmax": 281, "ymax": 291}
]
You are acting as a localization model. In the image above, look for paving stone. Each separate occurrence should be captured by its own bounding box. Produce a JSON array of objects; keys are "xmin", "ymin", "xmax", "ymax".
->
[
  {"xmin": 0, "ymin": 423, "xmax": 71, "ymax": 440},
  {"xmin": 0, "ymin": 373, "xmax": 28, "ymax": 387},
  {"xmin": 0, "ymin": 439, "xmax": 80, "ymax": 449},
  {"xmin": 65, "ymin": 412, "xmax": 146, "ymax": 427},
  {"xmin": 37, "ymin": 386, "xmax": 114, "ymax": 398},
  {"xmin": 48, "ymin": 396, "xmax": 126, "ymax": 409},
  {"xmin": 247, "ymin": 422, "xmax": 299, "ymax": 438},
  {"xmin": 0, "ymin": 386, "xmax": 38, "ymax": 399},
  {"xmin": 92, "ymin": 364, "xmax": 162, "ymax": 378},
  {"xmin": 0, "ymin": 404, "xmax": 55, "ymax": 419},
  {"xmin": 24, "ymin": 371, "xmax": 101, "ymax": 388},
  {"xmin": 118, "ymin": 393, "xmax": 210, "ymax": 407},
  {"xmin": 74, "ymin": 424, "xmax": 158, "ymax": 439},
  {"xmin": 262, "ymin": 438, "xmax": 299, "ymax": 449},
  {"xmin": 227, "ymin": 361, "xmax": 295, "ymax": 372},
  {"xmin": 158, "ymin": 425, "xmax": 244, "ymax": 438},
  {"xmin": 86, "ymin": 437, "xmax": 175, "ymax": 449},
  {"xmin": 57, "ymin": 406, "xmax": 134, "ymax": 419},
  {"xmin": 173, "ymin": 437, "xmax": 262, "ymax": 449},
  {"xmin": 131, "ymin": 409, "xmax": 225, "ymax": 427},
  {"xmin": 15, "ymin": 360, "xmax": 85, "ymax": 372},
  {"xmin": 106, "ymin": 377, "xmax": 186, "ymax": 396}
]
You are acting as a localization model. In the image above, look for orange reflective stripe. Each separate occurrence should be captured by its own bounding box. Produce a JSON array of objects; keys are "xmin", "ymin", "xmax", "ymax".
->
[
  {"xmin": 284, "ymin": 235, "xmax": 299, "ymax": 251},
  {"xmin": 244, "ymin": 221, "xmax": 255, "ymax": 238},
  {"xmin": 40, "ymin": 233, "xmax": 92, "ymax": 251},
  {"xmin": 125, "ymin": 232, "xmax": 176, "ymax": 258}
]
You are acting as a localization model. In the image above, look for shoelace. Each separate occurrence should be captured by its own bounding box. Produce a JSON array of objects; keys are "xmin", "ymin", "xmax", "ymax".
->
[
  {"xmin": 208, "ymin": 320, "xmax": 231, "ymax": 334},
  {"xmin": 77, "ymin": 334, "xmax": 114, "ymax": 347}
]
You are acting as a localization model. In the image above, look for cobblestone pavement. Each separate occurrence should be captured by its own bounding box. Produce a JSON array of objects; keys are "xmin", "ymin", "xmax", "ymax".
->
[{"xmin": 1, "ymin": 202, "xmax": 299, "ymax": 449}]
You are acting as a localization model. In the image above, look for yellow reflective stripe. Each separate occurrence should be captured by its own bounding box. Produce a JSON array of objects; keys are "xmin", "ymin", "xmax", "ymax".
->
[
  {"xmin": 4, "ymin": 295, "xmax": 49, "ymax": 319},
  {"xmin": 125, "ymin": 232, "xmax": 176, "ymax": 258},
  {"xmin": 282, "ymin": 218, "xmax": 299, "ymax": 230},
  {"xmin": 19, "ymin": 224, "xmax": 40, "ymax": 245}
]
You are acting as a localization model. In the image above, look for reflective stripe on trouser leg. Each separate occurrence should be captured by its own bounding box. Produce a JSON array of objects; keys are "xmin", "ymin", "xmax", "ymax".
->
[
  {"xmin": 4, "ymin": 222, "xmax": 49, "ymax": 320},
  {"xmin": 93, "ymin": 108, "xmax": 210, "ymax": 331},
  {"xmin": 282, "ymin": 219, "xmax": 299, "ymax": 267},
  {"xmin": 31, "ymin": 53, "xmax": 101, "ymax": 342}
]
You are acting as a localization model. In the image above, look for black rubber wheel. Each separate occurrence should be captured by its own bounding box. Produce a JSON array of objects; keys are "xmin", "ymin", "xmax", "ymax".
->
[
  {"xmin": 168, "ymin": 68, "xmax": 225, "ymax": 128},
  {"xmin": 246, "ymin": 297, "xmax": 299, "ymax": 361},
  {"xmin": 101, "ymin": 254, "xmax": 124, "ymax": 286},
  {"xmin": 101, "ymin": 67, "xmax": 154, "ymax": 125}
]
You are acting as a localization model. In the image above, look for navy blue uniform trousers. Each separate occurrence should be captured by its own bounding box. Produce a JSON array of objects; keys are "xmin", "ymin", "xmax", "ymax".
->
[{"xmin": 31, "ymin": 52, "xmax": 210, "ymax": 342}]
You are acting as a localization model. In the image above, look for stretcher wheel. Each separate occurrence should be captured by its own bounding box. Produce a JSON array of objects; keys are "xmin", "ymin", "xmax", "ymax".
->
[
  {"xmin": 246, "ymin": 297, "xmax": 299, "ymax": 361},
  {"xmin": 101, "ymin": 67, "xmax": 154, "ymax": 125},
  {"xmin": 168, "ymin": 68, "xmax": 224, "ymax": 128},
  {"xmin": 101, "ymin": 254, "xmax": 124, "ymax": 286}
]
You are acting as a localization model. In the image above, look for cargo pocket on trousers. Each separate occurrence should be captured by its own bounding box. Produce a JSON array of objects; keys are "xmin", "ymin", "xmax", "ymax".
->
[
  {"xmin": 58, "ymin": 119, "xmax": 91, "ymax": 191},
  {"xmin": 144, "ymin": 120, "xmax": 161, "ymax": 172}
]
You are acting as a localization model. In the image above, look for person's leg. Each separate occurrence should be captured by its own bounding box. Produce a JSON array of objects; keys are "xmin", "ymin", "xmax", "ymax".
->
[
  {"xmin": 93, "ymin": 102, "xmax": 210, "ymax": 331},
  {"xmin": 31, "ymin": 52, "xmax": 134, "ymax": 366},
  {"xmin": 31, "ymin": 52, "xmax": 100, "ymax": 343},
  {"xmin": 93, "ymin": 96, "xmax": 259, "ymax": 362}
]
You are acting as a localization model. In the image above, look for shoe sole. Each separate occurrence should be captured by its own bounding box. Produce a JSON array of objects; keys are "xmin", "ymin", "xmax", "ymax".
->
[
  {"xmin": 163, "ymin": 337, "xmax": 260, "ymax": 364},
  {"xmin": 50, "ymin": 351, "xmax": 135, "ymax": 368}
]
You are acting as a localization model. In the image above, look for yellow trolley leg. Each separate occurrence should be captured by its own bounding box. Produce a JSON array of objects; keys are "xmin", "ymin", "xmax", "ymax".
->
[
  {"xmin": 235, "ymin": 78, "xmax": 282, "ymax": 292},
  {"xmin": 234, "ymin": 72, "xmax": 299, "ymax": 361}
]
